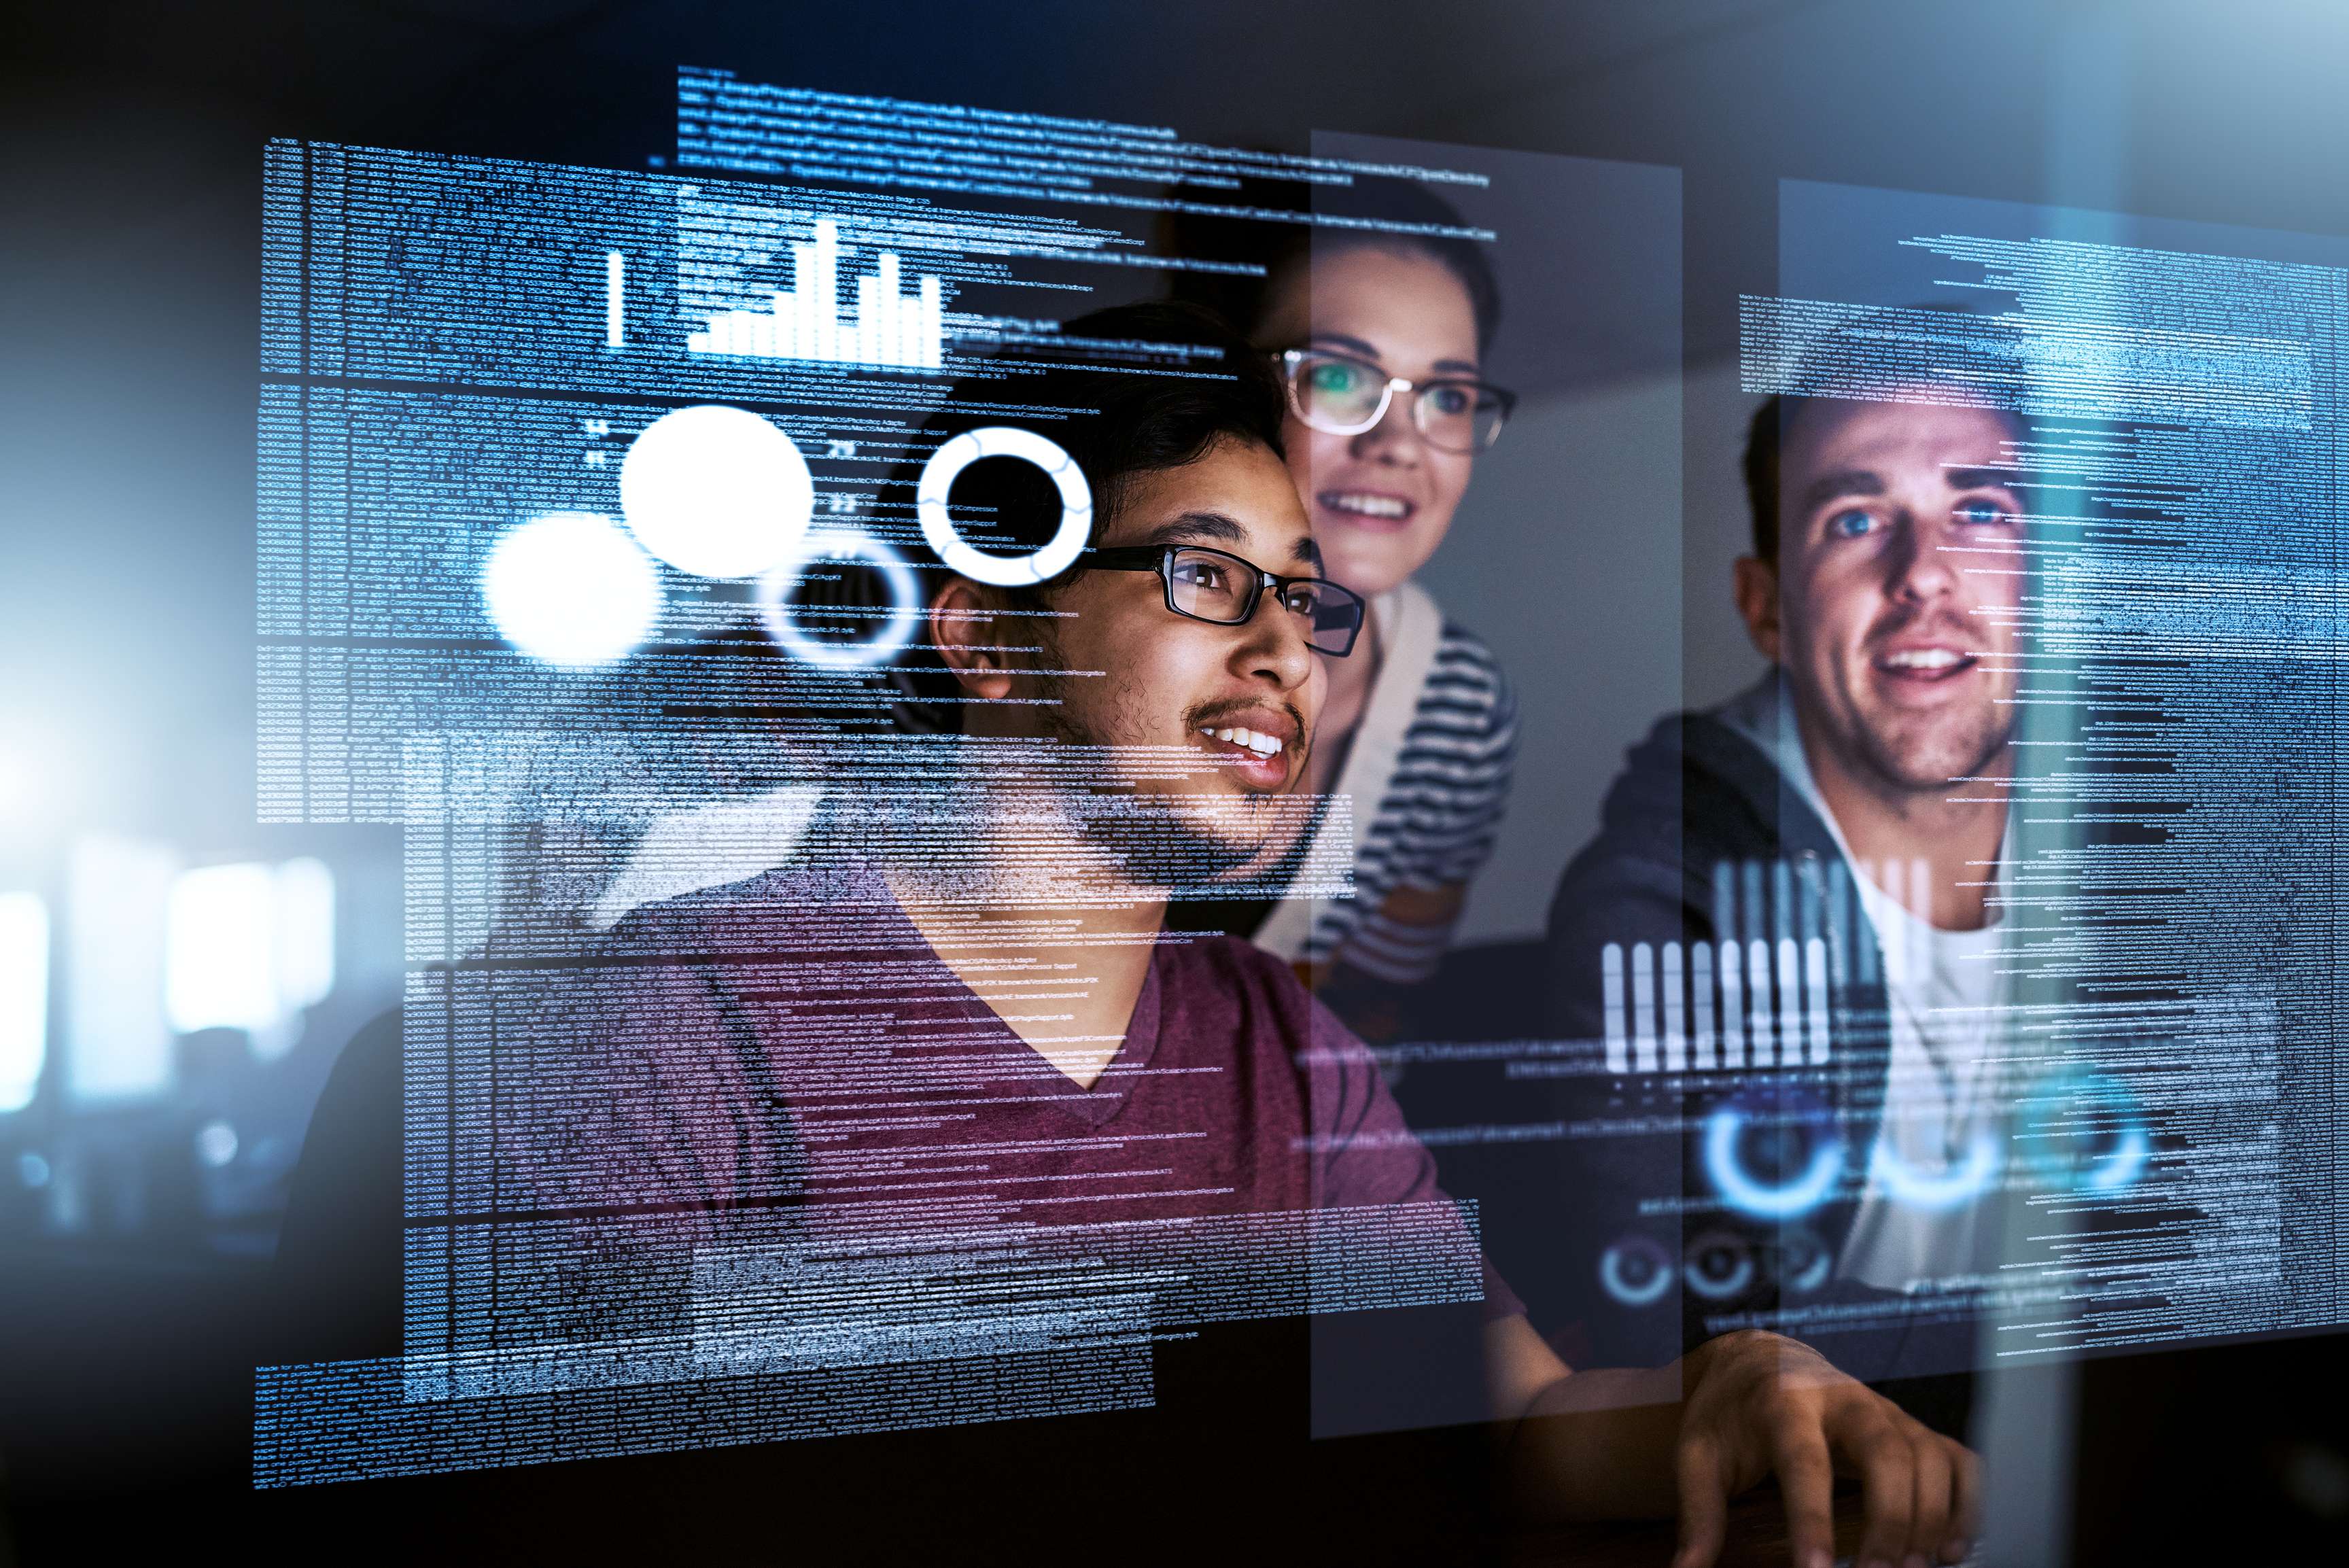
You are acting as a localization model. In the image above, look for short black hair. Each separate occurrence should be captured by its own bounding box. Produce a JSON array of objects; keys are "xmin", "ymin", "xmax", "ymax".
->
[
  {"xmin": 1162, "ymin": 174, "xmax": 1501, "ymax": 354},
  {"xmin": 1740, "ymin": 307, "xmax": 2031, "ymax": 562},
  {"xmin": 881, "ymin": 300, "xmax": 1288, "ymax": 728}
]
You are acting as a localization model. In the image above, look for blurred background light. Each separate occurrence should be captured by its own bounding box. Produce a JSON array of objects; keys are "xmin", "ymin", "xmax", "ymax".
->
[
  {"xmin": 165, "ymin": 862, "xmax": 279, "ymax": 1036},
  {"xmin": 192, "ymin": 1119, "xmax": 238, "ymax": 1169},
  {"xmin": 272, "ymin": 856, "xmax": 335, "ymax": 1017},
  {"xmin": 163, "ymin": 857, "xmax": 337, "ymax": 1057},
  {"xmin": 482, "ymin": 510, "xmax": 662, "ymax": 666},
  {"xmin": 66, "ymin": 834, "xmax": 177, "ymax": 1104},
  {"xmin": 0, "ymin": 890, "xmax": 50, "ymax": 1113}
]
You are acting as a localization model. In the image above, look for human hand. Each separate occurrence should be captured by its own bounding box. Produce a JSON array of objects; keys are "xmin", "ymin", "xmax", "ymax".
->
[{"xmin": 1669, "ymin": 1330, "xmax": 1979, "ymax": 1568}]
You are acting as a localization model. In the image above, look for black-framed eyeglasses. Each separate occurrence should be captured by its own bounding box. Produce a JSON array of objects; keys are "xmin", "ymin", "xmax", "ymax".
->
[
  {"xmin": 1083, "ymin": 544, "xmax": 1366, "ymax": 657},
  {"xmin": 1278, "ymin": 347, "xmax": 1516, "ymax": 454}
]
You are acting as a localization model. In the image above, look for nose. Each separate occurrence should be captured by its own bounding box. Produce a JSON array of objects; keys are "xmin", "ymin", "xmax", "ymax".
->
[
  {"xmin": 1234, "ymin": 586, "xmax": 1318, "ymax": 693},
  {"xmin": 1885, "ymin": 510, "xmax": 1958, "ymax": 605},
  {"xmin": 1348, "ymin": 382, "xmax": 1425, "ymax": 465}
]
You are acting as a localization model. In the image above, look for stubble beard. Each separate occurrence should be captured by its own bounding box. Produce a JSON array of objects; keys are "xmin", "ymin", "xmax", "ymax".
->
[{"xmin": 1028, "ymin": 657, "xmax": 1296, "ymax": 894}]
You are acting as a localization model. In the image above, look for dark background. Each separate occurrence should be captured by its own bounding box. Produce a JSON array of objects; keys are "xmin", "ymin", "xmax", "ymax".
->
[{"xmin": 9, "ymin": 2, "xmax": 2349, "ymax": 1561}]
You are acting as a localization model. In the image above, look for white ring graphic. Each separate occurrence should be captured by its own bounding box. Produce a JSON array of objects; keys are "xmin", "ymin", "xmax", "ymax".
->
[
  {"xmin": 1703, "ymin": 1104, "xmax": 1846, "ymax": 1219},
  {"xmin": 1683, "ymin": 1233, "xmax": 1758, "ymax": 1302},
  {"xmin": 757, "ymin": 530, "xmax": 922, "ymax": 669},
  {"xmin": 1868, "ymin": 1129, "xmax": 2002, "ymax": 1213},
  {"xmin": 1597, "ymin": 1236, "xmax": 1675, "ymax": 1308},
  {"xmin": 915, "ymin": 425, "xmax": 1092, "ymax": 587}
]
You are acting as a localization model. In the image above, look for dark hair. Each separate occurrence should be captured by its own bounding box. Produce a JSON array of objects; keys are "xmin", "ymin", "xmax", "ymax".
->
[
  {"xmin": 880, "ymin": 300, "xmax": 1288, "ymax": 728},
  {"xmin": 1161, "ymin": 174, "xmax": 1501, "ymax": 354},
  {"xmin": 1740, "ymin": 306, "xmax": 2032, "ymax": 561}
]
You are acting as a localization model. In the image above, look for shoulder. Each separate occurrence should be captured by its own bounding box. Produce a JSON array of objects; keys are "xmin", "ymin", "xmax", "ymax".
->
[
  {"xmin": 1550, "ymin": 710, "xmax": 1787, "ymax": 927},
  {"xmin": 1389, "ymin": 617, "xmax": 1516, "ymax": 760},
  {"xmin": 1423, "ymin": 619, "xmax": 1512, "ymax": 709},
  {"xmin": 1161, "ymin": 930, "xmax": 1308, "ymax": 1002},
  {"xmin": 605, "ymin": 858, "xmax": 891, "ymax": 953}
]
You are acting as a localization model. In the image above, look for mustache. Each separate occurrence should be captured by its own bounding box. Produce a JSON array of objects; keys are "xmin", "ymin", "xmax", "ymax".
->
[
  {"xmin": 1864, "ymin": 599, "xmax": 1986, "ymax": 649},
  {"xmin": 1184, "ymin": 696, "xmax": 1310, "ymax": 756}
]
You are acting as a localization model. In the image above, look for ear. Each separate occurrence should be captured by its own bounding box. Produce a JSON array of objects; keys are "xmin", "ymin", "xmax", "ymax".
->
[
  {"xmin": 1733, "ymin": 554, "xmax": 1784, "ymax": 664},
  {"xmin": 928, "ymin": 576, "xmax": 1016, "ymax": 701}
]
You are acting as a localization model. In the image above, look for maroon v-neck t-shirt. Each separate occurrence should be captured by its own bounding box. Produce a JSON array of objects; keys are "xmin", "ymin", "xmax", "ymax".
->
[{"xmin": 501, "ymin": 861, "xmax": 1519, "ymax": 1319}]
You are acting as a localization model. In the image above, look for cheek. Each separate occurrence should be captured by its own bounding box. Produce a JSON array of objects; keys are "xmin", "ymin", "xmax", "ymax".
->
[
  {"xmin": 1420, "ymin": 453, "xmax": 1474, "ymax": 532},
  {"xmin": 1786, "ymin": 570, "xmax": 1873, "ymax": 662},
  {"xmin": 1291, "ymin": 423, "xmax": 1353, "ymax": 482}
]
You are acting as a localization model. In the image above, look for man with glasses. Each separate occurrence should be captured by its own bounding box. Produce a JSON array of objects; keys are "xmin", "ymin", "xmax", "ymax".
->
[{"xmin": 499, "ymin": 304, "xmax": 1977, "ymax": 1568}]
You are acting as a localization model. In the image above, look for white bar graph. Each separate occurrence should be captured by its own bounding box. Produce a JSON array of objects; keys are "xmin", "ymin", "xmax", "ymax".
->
[
  {"xmin": 1601, "ymin": 943, "xmax": 1629, "ymax": 1073},
  {"xmin": 1631, "ymin": 941, "xmax": 1658, "ymax": 1073},
  {"xmin": 689, "ymin": 218, "xmax": 946, "ymax": 372},
  {"xmin": 1589, "ymin": 920, "xmax": 1838, "ymax": 1077}
]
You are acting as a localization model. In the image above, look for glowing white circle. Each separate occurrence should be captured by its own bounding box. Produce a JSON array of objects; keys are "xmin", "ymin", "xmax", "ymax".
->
[
  {"xmin": 619, "ymin": 404, "xmax": 814, "ymax": 580},
  {"xmin": 757, "ymin": 530, "xmax": 923, "ymax": 669},
  {"xmin": 915, "ymin": 425, "xmax": 1092, "ymax": 587},
  {"xmin": 482, "ymin": 511, "xmax": 662, "ymax": 667}
]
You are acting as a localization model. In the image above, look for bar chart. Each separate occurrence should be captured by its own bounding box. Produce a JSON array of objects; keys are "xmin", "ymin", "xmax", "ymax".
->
[{"xmin": 687, "ymin": 218, "xmax": 946, "ymax": 371}]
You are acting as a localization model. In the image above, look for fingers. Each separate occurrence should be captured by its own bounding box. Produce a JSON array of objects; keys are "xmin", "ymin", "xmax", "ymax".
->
[
  {"xmin": 1944, "ymin": 1437, "xmax": 1983, "ymax": 1563},
  {"xmin": 1671, "ymin": 1431, "xmax": 1729, "ymax": 1568},
  {"xmin": 1845, "ymin": 1410, "xmax": 1917, "ymax": 1568},
  {"xmin": 1769, "ymin": 1410, "xmax": 1840, "ymax": 1568},
  {"xmin": 1908, "ymin": 1429, "xmax": 1952, "ymax": 1564}
]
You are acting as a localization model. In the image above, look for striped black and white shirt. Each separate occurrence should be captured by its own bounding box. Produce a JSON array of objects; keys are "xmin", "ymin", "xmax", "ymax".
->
[{"xmin": 1253, "ymin": 581, "xmax": 1518, "ymax": 984}]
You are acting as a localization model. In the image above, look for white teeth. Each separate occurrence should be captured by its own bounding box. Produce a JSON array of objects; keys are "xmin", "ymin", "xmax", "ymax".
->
[
  {"xmin": 1884, "ymin": 648, "xmax": 1965, "ymax": 670},
  {"xmin": 1202, "ymin": 726, "xmax": 1284, "ymax": 759},
  {"xmin": 1322, "ymin": 491, "xmax": 1410, "ymax": 519}
]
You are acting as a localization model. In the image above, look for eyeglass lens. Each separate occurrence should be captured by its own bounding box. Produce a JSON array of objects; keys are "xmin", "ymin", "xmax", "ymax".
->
[
  {"xmin": 1165, "ymin": 548, "xmax": 1360, "ymax": 654},
  {"xmin": 1291, "ymin": 352, "xmax": 1505, "ymax": 453}
]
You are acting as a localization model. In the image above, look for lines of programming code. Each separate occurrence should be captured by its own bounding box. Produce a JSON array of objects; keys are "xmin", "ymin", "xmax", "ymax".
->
[
  {"xmin": 1744, "ymin": 220, "xmax": 2349, "ymax": 1355},
  {"xmin": 257, "ymin": 70, "xmax": 1505, "ymax": 1484}
]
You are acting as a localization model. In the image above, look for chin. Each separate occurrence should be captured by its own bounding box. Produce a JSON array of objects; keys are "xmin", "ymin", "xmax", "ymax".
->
[
  {"xmin": 1870, "ymin": 724, "xmax": 2009, "ymax": 790},
  {"xmin": 1319, "ymin": 534, "xmax": 1422, "ymax": 600}
]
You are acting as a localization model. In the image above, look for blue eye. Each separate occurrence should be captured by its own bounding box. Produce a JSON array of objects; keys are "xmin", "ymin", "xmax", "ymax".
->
[
  {"xmin": 1826, "ymin": 508, "xmax": 1876, "ymax": 539},
  {"xmin": 1956, "ymin": 498, "xmax": 2008, "ymax": 526}
]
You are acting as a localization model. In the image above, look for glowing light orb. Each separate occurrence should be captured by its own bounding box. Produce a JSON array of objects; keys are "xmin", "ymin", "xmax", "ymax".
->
[
  {"xmin": 619, "ymin": 404, "xmax": 814, "ymax": 580},
  {"xmin": 483, "ymin": 511, "xmax": 661, "ymax": 667}
]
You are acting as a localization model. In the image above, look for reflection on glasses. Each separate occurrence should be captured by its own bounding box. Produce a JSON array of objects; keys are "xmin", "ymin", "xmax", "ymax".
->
[
  {"xmin": 1083, "ymin": 544, "xmax": 1367, "ymax": 657},
  {"xmin": 1278, "ymin": 347, "xmax": 1516, "ymax": 454}
]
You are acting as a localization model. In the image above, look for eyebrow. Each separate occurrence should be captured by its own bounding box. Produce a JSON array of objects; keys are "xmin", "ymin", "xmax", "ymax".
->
[
  {"xmin": 1799, "ymin": 462, "xmax": 2027, "ymax": 514},
  {"xmin": 1139, "ymin": 510, "xmax": 1245, "ymax": 548},
  {"xmin": 1136, "ymin": 510, "xmax": 1324, "ymax": 572},
  {"xmin": 1306, "ymin": 332, "xmax": 1481, "ymax": 379},
  {"xmin": 1798, "ymin": 469, "xmax": 1886, "ymax": 514},
  {"xmin": 1944, "ymin": 466, "xmax": 2025, "ymax": 493}
]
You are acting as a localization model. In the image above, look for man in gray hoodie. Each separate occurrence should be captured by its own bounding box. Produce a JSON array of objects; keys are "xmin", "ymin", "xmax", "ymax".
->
[{"xmin": 1537, "ymin": 379, "xmax": 2030, "ymax": 1418}]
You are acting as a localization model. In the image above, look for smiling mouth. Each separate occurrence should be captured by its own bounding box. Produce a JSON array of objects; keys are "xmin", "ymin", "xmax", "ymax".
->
[
  {"xmin": 1875, "ymin": 647, "xmax": 1979, "ymax": 681},
  {"xmin": 1193, "ymin": 721, "xmax": 1297, "ymax": 790},
  {"xmin": 1317, "ymin": 490, "xmax": 1416, "ymax": 524}
]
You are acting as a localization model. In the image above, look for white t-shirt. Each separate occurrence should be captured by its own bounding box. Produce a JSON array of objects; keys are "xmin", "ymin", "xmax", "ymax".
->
[{"xmin": 1716, "ymin": 678, "xmax": 2010, "ymax": 1293}]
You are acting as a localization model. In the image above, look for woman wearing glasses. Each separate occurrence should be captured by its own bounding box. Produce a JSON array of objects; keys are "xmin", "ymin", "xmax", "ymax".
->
[{"xmin": 1170, "ymin": 183, "xmax": 1518, "ymax": 1028}]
